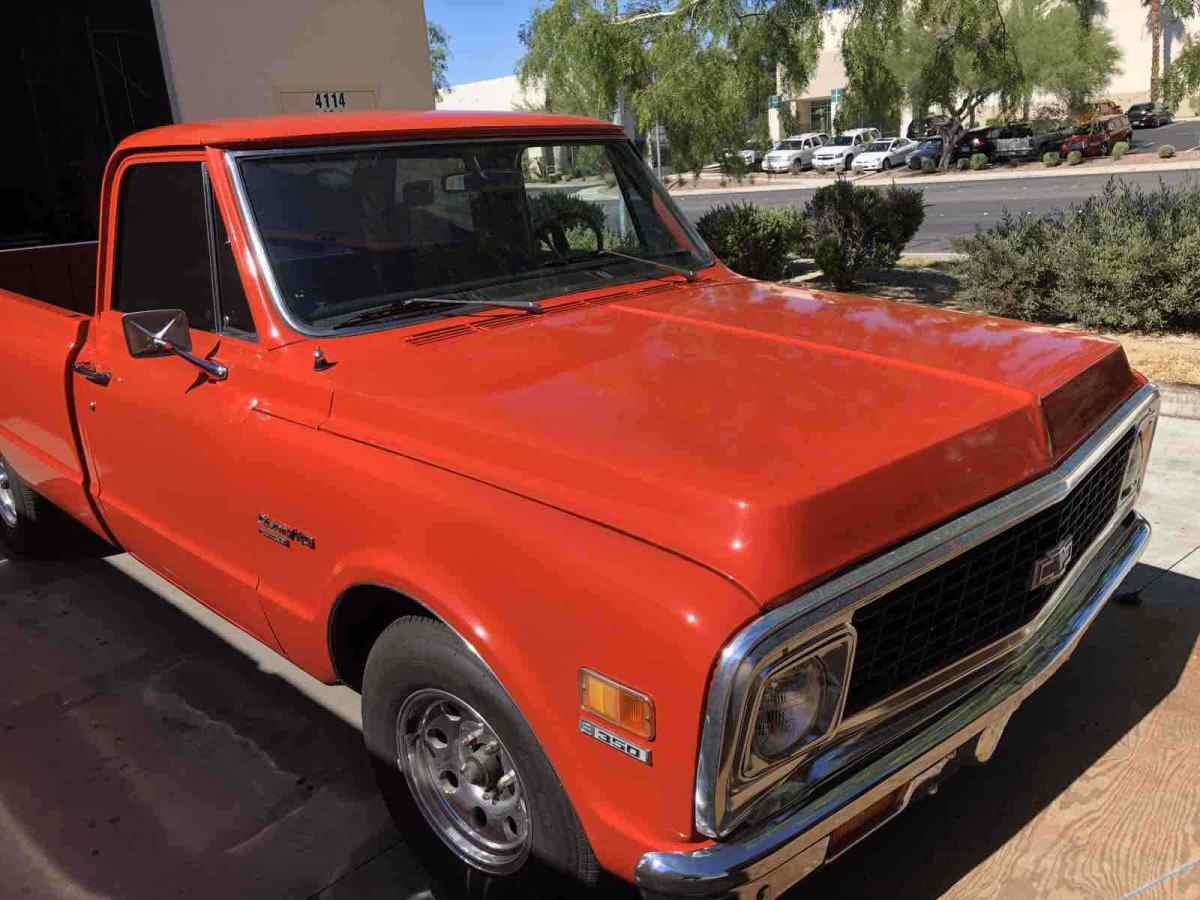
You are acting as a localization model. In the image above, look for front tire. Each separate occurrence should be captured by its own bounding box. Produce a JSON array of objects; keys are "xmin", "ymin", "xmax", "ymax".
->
[
  {"xmin": 362, "ymin": 617, "xmax": 599, "ymax": 899},
  {"xmin": 0, "ymin": 454, "xmax": 46, "ymax": 554},
  {"xmin": 790, "ymin": 159, "xmax": 804, "ymax": 175},
  {"xmin": 882, "ymin": 158, "xmax": 891, "ymax": 171}
]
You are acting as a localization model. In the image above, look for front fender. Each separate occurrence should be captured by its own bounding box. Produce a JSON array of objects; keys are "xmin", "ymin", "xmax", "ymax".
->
[{"xmin": 247, "ymin": 419, "xmax": 758, "ymax": 880}]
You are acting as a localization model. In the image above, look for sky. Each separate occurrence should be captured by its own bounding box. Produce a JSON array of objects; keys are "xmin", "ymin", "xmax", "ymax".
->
[{"xmin": 424, "ymin": 0, "xmax": 536, "ymax": 86}]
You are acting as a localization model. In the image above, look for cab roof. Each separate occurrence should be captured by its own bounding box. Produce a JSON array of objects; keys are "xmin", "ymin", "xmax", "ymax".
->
[{"xmin": 115, "ymin": 110, "xmax": 624, "ymax": 153}]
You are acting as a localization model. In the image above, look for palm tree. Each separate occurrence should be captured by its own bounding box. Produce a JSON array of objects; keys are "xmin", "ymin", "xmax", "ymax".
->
[
  {"xmin": 1146, "ymin": 0, "xmax": 1164, "ymax": 102},
  {"xmin": 1145, "ymin": 0, "xmax": 1198, "ymax": 103}
]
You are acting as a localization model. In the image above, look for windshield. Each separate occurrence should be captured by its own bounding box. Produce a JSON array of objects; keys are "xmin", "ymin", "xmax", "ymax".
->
[
  {"xmin": 1129, "ymin": 104, "xmax": 1151, "ymax": 112},
  {"xmin": 775, "ymin": 141, "xmax": 802, "ymax": 150},
  {"xmin": 235, "ymin": 139, "xmax": 711, "ymax": 332},
  {"xmin": 830, "ymin": 136, "xmax": 854, "ymax": 146},
  {"xmin": 919, "ymin": 139, "xmax": 942, "ymax": 151},
  {"xmin": 865, "ymin": 141, "xmax": 891, "ymax": 152}
]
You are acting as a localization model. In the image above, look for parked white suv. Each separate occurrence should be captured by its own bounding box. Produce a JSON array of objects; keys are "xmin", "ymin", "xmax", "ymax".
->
[
  {"xmin": 761, "ymin": 133, "xmax": 829, "ymax": 174},
  {"xmin": 812, "ymin": 127, "xmax": 881, "ymax": 172}
]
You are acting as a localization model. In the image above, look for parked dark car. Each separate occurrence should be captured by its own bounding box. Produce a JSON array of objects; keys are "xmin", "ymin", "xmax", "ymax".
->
[
  {"xmin": 906, "ymin": 137, "xmax": 944, "ymax": 168},
  {"xmin": 1127, "ymin": 103, "xmax": 1173, "ymax": 128},
  {"xmin": 992, "ymin": 118, "xmax": 1075, "ymax": 161},
  {"xmin": 1061, "ymin": 114, "xmax": 1133, "ymax": 158}
]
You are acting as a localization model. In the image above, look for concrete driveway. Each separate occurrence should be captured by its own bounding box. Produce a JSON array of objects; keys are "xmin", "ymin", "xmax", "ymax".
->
[{"xmin": 2, "ymin": 417, "xmax": 1198, "ymax": 899}]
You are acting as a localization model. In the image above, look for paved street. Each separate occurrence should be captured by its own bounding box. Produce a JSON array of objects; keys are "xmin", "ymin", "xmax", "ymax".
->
[
  {"xmin": 1, "ymin": 414, "xmax": 1197, "ymax": 899},
  {"xmin": 671, "ymin": 120, "xmax": 1200, "ymax": 252}
]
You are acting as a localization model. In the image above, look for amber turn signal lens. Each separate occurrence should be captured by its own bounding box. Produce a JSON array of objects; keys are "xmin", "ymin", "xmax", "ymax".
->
[{"xmin": 579, "ymin": 669, "xmax": 655, "ymax": 740}]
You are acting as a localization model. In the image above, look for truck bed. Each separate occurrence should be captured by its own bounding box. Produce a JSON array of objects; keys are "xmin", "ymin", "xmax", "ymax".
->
[
  {"xmin": 0, "ymin": 241, "xmax": 97, "ymax": 314},
  {"xmin": 0, "ymin": 242, "xmax": 103, "ymax": 537}
]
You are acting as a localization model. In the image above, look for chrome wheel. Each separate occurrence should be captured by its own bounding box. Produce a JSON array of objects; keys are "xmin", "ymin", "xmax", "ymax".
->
[
  {"xmin": 0, "ymin": 458, "xmax": 17, "ymax": 528},
  {"xmin": 397, "ymin": 689, "xmax": 532, "ymax": 874}
]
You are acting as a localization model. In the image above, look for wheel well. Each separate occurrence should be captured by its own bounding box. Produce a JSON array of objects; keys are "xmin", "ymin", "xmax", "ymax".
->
[{"xmin": 328, "ymin": 584, "xmax": 436, "ymax": 691}]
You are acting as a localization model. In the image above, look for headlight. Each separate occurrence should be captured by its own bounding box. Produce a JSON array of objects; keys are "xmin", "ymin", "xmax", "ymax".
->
[
  {"xmin": 742, "ymin": 633, "xmax": 853, "ymax": 776},
  {"xmin": 752, "ymin": 657, "xmax": 827, "ymax": 760}
]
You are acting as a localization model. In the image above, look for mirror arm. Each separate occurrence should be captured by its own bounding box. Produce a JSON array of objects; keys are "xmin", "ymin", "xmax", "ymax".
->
[{"xmin": 154, "ymin": 338, "xmax": 228, "ymax": 381}]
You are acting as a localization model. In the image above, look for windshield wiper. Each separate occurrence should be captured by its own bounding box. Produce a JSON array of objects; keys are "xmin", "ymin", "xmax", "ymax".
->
[
  {"xmin": 332, "ymin": 293, "xmax": 542, "ymax": 329},
  {"xmin": 598, "ymin": 249, "xmax": 698, "ymax": 282}
]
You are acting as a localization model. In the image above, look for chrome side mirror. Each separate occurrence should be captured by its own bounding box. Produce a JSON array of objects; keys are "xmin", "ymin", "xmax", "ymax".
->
[
  {"xmin": 122, "ymin": 309, "xmax": 193, "ymax": 357},
  {"xmin": 121, "ymin": 309, "xmax": 228, "ymax": 381}
]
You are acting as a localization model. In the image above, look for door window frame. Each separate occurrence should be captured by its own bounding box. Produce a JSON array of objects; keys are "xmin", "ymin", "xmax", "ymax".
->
[{"xmin": 100, "ymin": 152, "xmax": 259, "ymax": 341}]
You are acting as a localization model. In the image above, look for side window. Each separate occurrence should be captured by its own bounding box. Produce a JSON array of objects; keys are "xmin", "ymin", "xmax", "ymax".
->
[
  {"xmin": 210, "ymin": 198, "xmax": 257, "ymax": 338},
  {"xmin": 114, "ymin": 163, "xmax": 215, "ymax": 331}
]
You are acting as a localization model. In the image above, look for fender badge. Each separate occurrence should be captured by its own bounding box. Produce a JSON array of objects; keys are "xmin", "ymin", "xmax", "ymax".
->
[
  {"xmin": 257, "ymin": 514, "xmax": 316, "ymax": 550},
  {"xmin": 580, "ymin": 719, "xmax": 651, "ymax": 765}
]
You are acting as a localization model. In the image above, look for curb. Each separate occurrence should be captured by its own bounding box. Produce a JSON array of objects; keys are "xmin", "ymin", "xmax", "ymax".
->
[{"xmin": 1158, "ymin": 382, "xmax": 1200, "ymax": 420}]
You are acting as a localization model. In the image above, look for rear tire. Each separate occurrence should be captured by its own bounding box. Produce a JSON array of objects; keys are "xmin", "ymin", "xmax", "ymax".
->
[
  {"xmin": 362, "ymin": 616, "xmax": 599, "ymax": 899},
  {"xmin": 0, "ymin": 454, "xmax": 46, "ymax": 555}
]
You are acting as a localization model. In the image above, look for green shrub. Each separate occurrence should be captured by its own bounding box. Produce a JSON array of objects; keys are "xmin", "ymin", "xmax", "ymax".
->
[
  {"xmin": 719, "ymin": 154, "xmax": 751, "ymax": 182},
  {"xmin": 1043, "ymin": 152, "xmax": 1061, "ymax": 167},
  {"xmin": 695, "ymin": 203, "xmax": 810, "ymax": 280},
  {"xmin": 957, "ymin": 157, "xmax": 971, "ymax": 171},
  {"xmin": 809, "ymin": 182, "xmax": 926, "ymax": 290},
  {"xmin": 952, "ymin": 178, "xmax": 1200, "ymax": 331},
  {"xmin": 920, "ymin": 156, "xmax": 937, "ymax": 173},
  {"xmin": 1160, "ymin": 144, "xmax": 1176, "ymax": 158},
  {"xmin": 969, "ymin": 153, "xmax": 989, "ymax": 171},
  {"xmin": 1067, "ymin": 150, "xmax": 1083, "ymax": 166},
  {"xmin": 908, "ymin": 155, "xmax": 923, "ymax": 171},
  {"xmin": 1111, "ymin": 141, "xmax": 1129, "ymax": 161}
]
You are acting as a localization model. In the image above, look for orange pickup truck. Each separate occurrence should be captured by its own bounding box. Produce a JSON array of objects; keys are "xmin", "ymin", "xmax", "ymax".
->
[{"xmin": 0, "ymin": 112, "xmax": 1158, "ymax": 899}]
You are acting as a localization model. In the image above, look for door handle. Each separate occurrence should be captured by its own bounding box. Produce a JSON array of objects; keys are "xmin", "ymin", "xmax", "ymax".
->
[{"xmin": 73, "ymin": 362, "xmax": 112, "ymax": 386}]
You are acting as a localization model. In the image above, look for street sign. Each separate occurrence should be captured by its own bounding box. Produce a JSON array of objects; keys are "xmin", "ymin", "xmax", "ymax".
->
[{"xmin": 768, "ymin": 95, "xmax": 781, "ymax": 109}]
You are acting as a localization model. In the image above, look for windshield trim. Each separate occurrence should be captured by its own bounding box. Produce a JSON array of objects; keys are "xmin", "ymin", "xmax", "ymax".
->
[{"xmin": 223, "ymin": 136, "xmax": 715, "ymax": 339}]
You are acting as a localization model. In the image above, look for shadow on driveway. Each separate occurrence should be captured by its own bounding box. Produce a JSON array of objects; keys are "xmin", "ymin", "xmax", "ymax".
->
[{"xmin": 0, "ymin": 521, "xmax": 1195, "ymax": 899}]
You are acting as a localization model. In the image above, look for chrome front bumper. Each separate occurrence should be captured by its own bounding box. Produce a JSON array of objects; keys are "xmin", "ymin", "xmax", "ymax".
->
[{"xmin": 637, "ymin": 510, "xmax": 1151, "ymax": 900}]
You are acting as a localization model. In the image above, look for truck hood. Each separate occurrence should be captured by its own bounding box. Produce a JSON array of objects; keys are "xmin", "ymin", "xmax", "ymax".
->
[{"xmin": 314, "ymin": 277, "xmax": 1139, "ymax": 606}]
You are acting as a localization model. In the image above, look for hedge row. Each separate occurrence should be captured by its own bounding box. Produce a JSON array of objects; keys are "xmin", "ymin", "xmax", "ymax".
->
[{"xmin": 952, "ymin": 178, "xmax": 1200, "ymax": 331}]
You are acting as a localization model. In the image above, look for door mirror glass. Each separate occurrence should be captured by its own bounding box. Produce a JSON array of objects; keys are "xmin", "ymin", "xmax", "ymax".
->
[{"xmin": 122, "ymin": 309, "xmax": 193, "ymax": 358}]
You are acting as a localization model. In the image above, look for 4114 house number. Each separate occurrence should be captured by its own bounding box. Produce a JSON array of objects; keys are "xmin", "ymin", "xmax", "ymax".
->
[{"xmin": 313, "ymin": 91, "xmax": 347, "ymax": 111}]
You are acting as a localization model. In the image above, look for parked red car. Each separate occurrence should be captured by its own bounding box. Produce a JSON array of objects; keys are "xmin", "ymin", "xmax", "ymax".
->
[
  {"xmin": 1061, "ymin": 114, "xmax": 1133, "ymax": 157},
  {"xmin": 0, "ymin": 111, "xmax": 1159, "ymax": 900}
]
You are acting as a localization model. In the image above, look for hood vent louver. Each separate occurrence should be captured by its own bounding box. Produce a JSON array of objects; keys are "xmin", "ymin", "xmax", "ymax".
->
[{"xmin": 404, "ymin": 281, "xmax": 682, "ymax": 346}]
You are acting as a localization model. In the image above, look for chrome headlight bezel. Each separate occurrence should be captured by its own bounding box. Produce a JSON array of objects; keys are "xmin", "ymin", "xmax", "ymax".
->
[{"xmin": 739, "ymin": 633, "xmax": 854, "ymax": 779}]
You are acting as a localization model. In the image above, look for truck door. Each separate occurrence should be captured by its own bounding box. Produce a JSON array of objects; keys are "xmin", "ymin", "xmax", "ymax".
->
[{"xmin": 74, "ymin": 155, "xmax": 280, "ymax": 649}]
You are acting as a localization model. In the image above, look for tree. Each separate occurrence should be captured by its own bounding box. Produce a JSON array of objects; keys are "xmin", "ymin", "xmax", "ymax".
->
[
  {"xmin": 518, "ymin": 1, "xmax": 825, "ymax": 175},
  {"xmin": 1164, "ymin": 36, "xmax": 1200, "ymax": 109},
  {"xmin": 852, "ymin": 0, "xmax": 1023, "ymax": 169},
  {"xmin": 1144, "ymin": 0, "xmax": 1195, "ymax": 103},
  {"xmin": 428, "ymin": 22, "xmax": 451, "ymax": 103},
  {"xmin": 1006, "ymin": 0, "xmax": 1120, "ymax": 115},
  {"xmin": 843, "ymin": 0, "xmax": 1119, "ymax": 169}
]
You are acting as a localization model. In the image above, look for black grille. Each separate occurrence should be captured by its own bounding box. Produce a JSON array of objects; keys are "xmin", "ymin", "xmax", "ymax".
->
[{"xmin": 845, "ymin": 430, "xmax": 1135, "ymax": 716}]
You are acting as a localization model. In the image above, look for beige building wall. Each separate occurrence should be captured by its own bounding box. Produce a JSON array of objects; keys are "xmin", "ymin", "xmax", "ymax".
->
[
  {"xmin": 153, "ymin": 0, "xmax": 434, "ymax": 122},
  {"xmin": 437, "ymin": 75, "xmax": 545, "ymax": 111}
]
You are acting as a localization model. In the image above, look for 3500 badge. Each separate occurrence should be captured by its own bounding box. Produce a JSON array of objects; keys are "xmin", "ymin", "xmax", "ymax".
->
[{"xmin": 580, "ymin": 719, "xmax": 651, "ymax": 765}]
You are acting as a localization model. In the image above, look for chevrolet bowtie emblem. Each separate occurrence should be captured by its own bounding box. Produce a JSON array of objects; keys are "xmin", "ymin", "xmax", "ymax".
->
[{"xmin": 1031, "ymin": 536, "xmax": 1074, "ymax": 589}]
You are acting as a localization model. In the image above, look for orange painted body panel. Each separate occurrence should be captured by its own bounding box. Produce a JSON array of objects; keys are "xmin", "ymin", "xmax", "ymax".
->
[{"xmin": 0, "ymin": 113, "xmax": 1144, "ymax": 883}]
